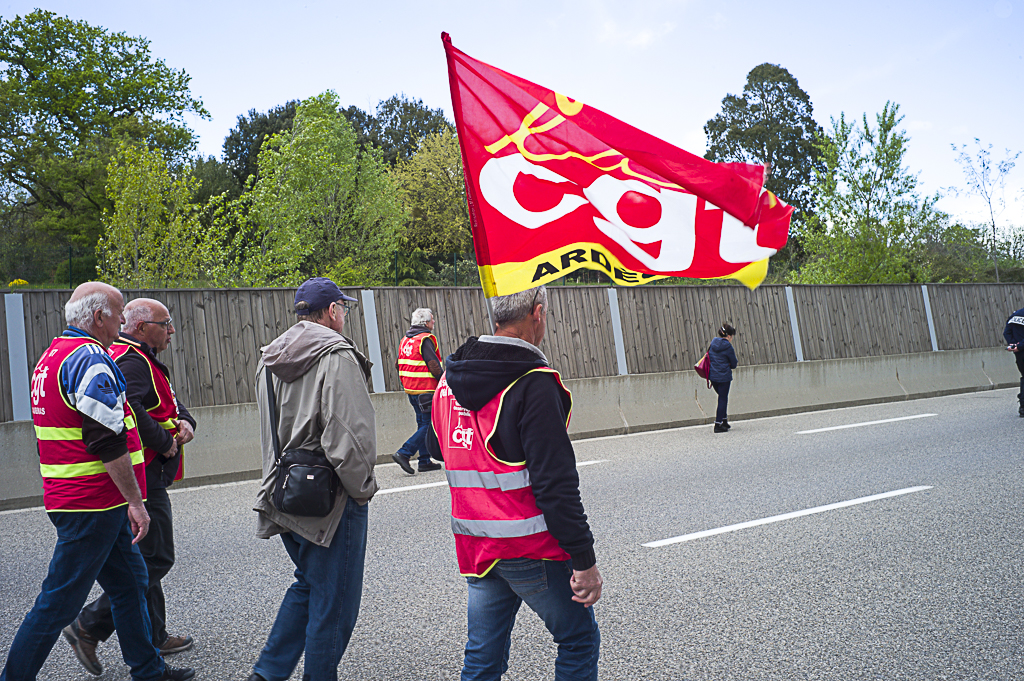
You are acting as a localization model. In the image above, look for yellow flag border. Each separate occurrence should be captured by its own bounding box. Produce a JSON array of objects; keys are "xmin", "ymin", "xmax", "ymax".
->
[{"xmin": 477, "ymin": 242, "xmax": 768, "ymax": 297}]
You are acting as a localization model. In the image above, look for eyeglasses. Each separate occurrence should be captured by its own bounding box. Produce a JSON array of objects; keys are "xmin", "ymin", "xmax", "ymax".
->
[
  {"xmin": 142, "ymin": 318, "xmax": 174, "ymax": 328},
  {"xmin": 530, "ymin": 288, "xmax": 543, "ymax": 314},
  {"xmin": 333, "ymin": 302, "xmax": 352, "ymax": 314}
]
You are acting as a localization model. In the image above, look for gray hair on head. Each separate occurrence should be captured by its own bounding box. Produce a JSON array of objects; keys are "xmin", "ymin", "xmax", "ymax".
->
[
  {"xmin": 491, "ymin": 286, "xmax": 547, "ymax": 326},
  {"xmin": 411, "ymin": 307, "xmax": 433, "ymax": 326},
  {"xmin": 65, "ymin": 292, "xmax": 112, "ymax": 330},
  {"xmin": 122, "ymin": 302, "xmax": 149, "ymax": 332}
]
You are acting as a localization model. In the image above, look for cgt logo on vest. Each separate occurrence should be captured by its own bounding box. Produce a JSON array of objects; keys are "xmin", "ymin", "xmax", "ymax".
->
[{"xmin": 449, "ymin": 402, "xmax": 474, "ymax": 449}]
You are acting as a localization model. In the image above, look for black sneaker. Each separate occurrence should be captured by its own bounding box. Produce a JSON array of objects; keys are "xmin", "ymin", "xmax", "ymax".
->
[
  {"xmin": 1019, "ymin": 404, "xmax": 1024, "ymax": 418},
  {"xmin": 157, "ymin": 664, "xmax": 195, "ymax": 680},
  {"xmin": 418, "ymin": 461, "xmax": 442, "ymax": 472},
  {"xmin": 392, "ymin": 452, "xmax": 415, "ymax": 474},
  {"xmin": 713, "ymin": 422, "xmax": 728, "ymax": 433}
]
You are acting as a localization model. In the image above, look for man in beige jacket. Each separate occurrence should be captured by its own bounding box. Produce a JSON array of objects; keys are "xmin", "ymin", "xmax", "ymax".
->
[{"xmin": 248, "ymin": 277, "xmax": 378, "ymax": 681}]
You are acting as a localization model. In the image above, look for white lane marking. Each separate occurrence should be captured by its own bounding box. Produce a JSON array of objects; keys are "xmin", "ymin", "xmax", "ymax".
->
[
  {"xmin": 168, "ymin": 479, "xmax": 256, "ymax": 494},
  {"xmin": 1, "ymin": 460, "xmax": 611, "ymax": 512},
  {"xmin": 0, "ymin": 505, "xmax": 42, "ymax": 515},
  {"xmin": 643, "ymin": 485, "xmax": 933, "ymax": 548},
  {"xmin": 377, "ymin": 459, "xmax": 608, "ymax": 496},
  {"xmin": 796, "ymin": 413, "xmax": 936, "ymax": 434},
  {"xmin": 378, "ymin": 481, "xmax": 449, "ymax": 495}
]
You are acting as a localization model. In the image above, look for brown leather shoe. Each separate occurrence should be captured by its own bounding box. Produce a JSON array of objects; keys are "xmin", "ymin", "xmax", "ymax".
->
[
  {"xmin": 159, "ymin": 634, "xmax": 194, "ymax": 655},
  {"xmin": 63, "ymin": 620, "xmax": 102, "ymax": 675}
]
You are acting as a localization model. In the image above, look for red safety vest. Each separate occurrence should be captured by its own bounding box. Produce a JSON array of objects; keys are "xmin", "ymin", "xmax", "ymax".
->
[
  {"xmin": 432, "ymin": 368, "xmax": 572, "ymax": 577},
  {"xmin": 31, "ymin": 336, "xmax": 146, "ymax": 512},
  {"xmin": 109, "ymin": 338, "xmax": 184, "ymax": 481},
  {"xmin": 399, "ymin": 332, "xmax": 441, "ymax": 394}
]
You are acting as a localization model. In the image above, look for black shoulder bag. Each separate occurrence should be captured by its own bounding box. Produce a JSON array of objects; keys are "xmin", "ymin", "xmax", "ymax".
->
[{"xmin": 265, "ymin": 368, "xmax": 338, "ymax": 517}]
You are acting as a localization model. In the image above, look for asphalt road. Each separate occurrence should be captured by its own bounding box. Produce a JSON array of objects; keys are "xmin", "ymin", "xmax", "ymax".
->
[{"xmin": 2, "ymin": 388, "xmax": 1022, "ymax": 680}]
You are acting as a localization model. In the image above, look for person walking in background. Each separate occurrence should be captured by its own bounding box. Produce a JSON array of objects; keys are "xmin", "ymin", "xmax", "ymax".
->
[
  {"xmin": 2, "ymin": 282, "xmax": 193, "ymax": 681},
  {"xmin": 709, "ymin": 322, "xmax": 738, "ymax": 434},
  {"xmin": 1003, "ymin": 306, "xmax": 1024, "ymax": 417},
  {"xmin": 249, "ymin": 277, "xmax": 378, "ymax": 681},
  {"xmin": 66, "ymin": 298, "xmax": 198, "ymax": 675},
  {"xmin": 393, "ymin": 307, "xmax": 444, "ymax": 475},
  {"xmin": 427, "ymin": 285, "xmax": 602, "ymax": 681}
]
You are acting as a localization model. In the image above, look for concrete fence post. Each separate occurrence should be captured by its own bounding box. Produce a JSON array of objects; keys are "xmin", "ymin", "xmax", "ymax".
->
[
  {"xmin": 4, "ymin": 293, "xmax": 31, "ymax": 421},
  {"xmin": 606, "ymin": 287, "xmax": 629, "ymax": 376},
  {"xmin": 784, "ymin": 286, "xmax": 804, "ymax": 363},
  {"xmin": 359, "ymin": 290, "xmax": 387, "ymax": 393},
  {"xmin": 921, "ymin": 284, "xmax": 940, "ymax": 352}
]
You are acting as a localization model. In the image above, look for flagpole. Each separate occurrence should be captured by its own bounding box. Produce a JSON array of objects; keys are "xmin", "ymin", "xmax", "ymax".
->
[{"xmin": 483, "ymin": 294, "xmax": 496, "ymax": 335}]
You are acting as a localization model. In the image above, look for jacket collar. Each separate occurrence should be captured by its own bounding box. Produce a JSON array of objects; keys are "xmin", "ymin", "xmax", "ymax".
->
[{"xmin": 115, "ymin": 332, "xmax": 171, "ymax": 375}]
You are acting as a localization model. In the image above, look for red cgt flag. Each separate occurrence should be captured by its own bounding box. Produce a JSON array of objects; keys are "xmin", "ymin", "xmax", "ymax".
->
[{"xmin": 441, "ymin": 33, "xmax": 793, "ymax": 297}]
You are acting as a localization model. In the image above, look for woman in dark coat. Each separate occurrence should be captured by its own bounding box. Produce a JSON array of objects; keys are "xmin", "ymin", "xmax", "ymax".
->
[{"xmin": 708, "ymin": 322, "xmax": 738, "ymax": 433}]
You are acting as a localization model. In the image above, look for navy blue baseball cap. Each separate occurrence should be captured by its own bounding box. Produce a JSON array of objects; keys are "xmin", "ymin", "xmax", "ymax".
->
[{"xmin": 294, "ymin": 277, "xmax": 357, "ymax": 314}]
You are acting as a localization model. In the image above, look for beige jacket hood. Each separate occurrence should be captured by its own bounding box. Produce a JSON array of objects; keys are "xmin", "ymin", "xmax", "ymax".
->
[{"xmin": 253, "ymin": 321, "xmax": 378, "ymax": 546}]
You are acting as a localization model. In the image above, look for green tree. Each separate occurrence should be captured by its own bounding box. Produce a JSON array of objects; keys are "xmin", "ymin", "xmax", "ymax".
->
[
  {"xmin": 394, "ymin": 127, "xmax": 472, "ymax": 256},
  {"xmin": 191, "ymin": 155, "xmax": 241, "ymax": 203},
  {"xmin": 366, "ymin": 94, "xmax": 452, "ymax": 166},
  {"xmin": 0, "ymin": 10, "xmax": 207, "ymax": 246},
  {"xmin": 704, "ymin": 63, "xmax": 823, "ymax": 267},
  {"xmin": 793, "ymin": 102, "xmax": 947, "ymax": 284},
  {"xmin": 98, "ymin": 142, "xmax": 227, "ymax": 287},
  {"xmin": 950, "ymin": 139, "xmax": 1020, "ymax": 282},
  {"xmin": 235, "ymin": 91, "xmax": 405, "ymax": 286},
  {"xmin": 222, "ymin": 100, "xmax": 297, "ymax": 190}
]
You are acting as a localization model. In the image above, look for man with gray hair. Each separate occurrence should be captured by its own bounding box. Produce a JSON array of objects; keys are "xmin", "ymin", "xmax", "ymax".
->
[
  {"xmin": 392, "ymin": 307, "xmax": 444, "ymax": 474},
  {"xmin": 2, "ymin": 282, "xmax": 193, "ymax": 681},
  {"xmin": 427, "ymin": 285, "xmax": 602, "ymax": 681},
  {"xmin": 66, "ymin": 298, "xmax": 198, "ymax": 675}
]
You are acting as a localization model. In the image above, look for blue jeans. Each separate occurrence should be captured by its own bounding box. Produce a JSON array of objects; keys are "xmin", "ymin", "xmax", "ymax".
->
[
  {"xmin": 462, "ymin": 558, "xmax": 599, "ymax": 681},
  {"xmin": 711, "ymin": 380, "xmax": 731, "ymax": 423},
  {"xmin": 1, "ymin": 507, "xmax": 164, "ymax": 681},
  {"xmin": 253, "ymin": 497, "xmax": 369, "ymax": 681},
  {"xmin": 397, "ymin": 394, "xmax": 431, "ymax": 465}
]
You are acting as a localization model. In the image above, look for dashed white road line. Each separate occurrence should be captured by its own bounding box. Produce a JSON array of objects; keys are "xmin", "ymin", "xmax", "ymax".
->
[
  {"xmin": 796, "ymin": 413, "xmax": 937, "ymax": 434},
  {"xmin": 643, "ymin": 485, "xmax": 933, "ymax": 548},
  {"xmin": 0, "ymin": 460, "xmax": 610, "ymax": 514}
]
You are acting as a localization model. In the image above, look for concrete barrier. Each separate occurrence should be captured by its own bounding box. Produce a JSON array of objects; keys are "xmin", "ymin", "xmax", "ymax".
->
[{"xmin": 0, "ymin": 347, "xmax": 1015, "ymax": 510}]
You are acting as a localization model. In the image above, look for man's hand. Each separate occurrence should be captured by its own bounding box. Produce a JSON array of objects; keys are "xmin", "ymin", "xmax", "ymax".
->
[
  {"xmin": 127, "ymin": 501, "xmax": 150, "ymax": 544},
  {"xmin": 174, "ymin": 419, "xmax": 195, "ymax": 446},
  {"xmin": 570, "ymin": 565, "xmax": 603, "ymax": 607},
  {"xmin": 162, "ymin": 437, "xmax": 179, "ymax": 459}
]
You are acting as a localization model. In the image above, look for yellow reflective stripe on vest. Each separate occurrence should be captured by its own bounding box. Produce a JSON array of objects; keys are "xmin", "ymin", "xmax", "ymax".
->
[
  {"xmin": 399, "ymin": 370, "xmax": 435, "ymax": 378},
  {"xmin": 398, "ymin": 359, "xmax": 428, "ymax": 367},
  {"xmin": 37, "ymin": 414, "xmax": 136, "ymax": 441},
  {"xmin": 157, "ymin": 418, "xmax": 176, "ymax": 430},
  {"xmin": 35, "ymin": 425, "xmax": 83, "ymax": 440},
  {"xmin": 40, "ymin": 449, "xmax": 145, "ymax": 478},
  {"xmin": 450, "ymin": 514, "xmax": 550, "ymax": 538}
]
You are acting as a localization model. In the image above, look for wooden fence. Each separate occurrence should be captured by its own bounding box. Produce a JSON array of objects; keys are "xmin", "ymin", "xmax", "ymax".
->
[{"xmin": 1, "ymin": 283, "xmax": 1021, "ymax": 422}]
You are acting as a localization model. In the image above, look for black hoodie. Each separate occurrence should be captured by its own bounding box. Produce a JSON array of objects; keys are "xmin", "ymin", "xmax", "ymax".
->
[{"xmin": 426, "ymin": 335, "xmax": 596, "ymax": 571}]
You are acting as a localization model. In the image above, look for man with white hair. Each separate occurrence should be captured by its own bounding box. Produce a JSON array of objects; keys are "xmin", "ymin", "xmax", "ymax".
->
[
  {"xmin": 1, "ymin": 282, "xmax": 194, "ymax": 681},
  {"xmin": 66, "ymin": 298, "xmax": 198, "ymax": 675},
  {"xmin": 427, "ymin": 285, "xmax": 602, "ymax": 681},
  {"xmin": 392, "ymin": 307, "xmax": 444, "ymax": 475}
]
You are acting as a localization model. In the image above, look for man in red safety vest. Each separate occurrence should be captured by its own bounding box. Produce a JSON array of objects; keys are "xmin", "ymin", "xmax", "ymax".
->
[
  {"xmin": 65, "ymin": 297, "xmax": 198, "ymax": 675},
  {"xmin": 2, "ymin": 282, "xmax": 193, "ymax": 681},
  {"xmin": 427, "ymin": 285, "xmax": 602, "ymax": 681},
  {"xmin": 392, "ymin": 307, "xmax": 444, "ymax": 475}
]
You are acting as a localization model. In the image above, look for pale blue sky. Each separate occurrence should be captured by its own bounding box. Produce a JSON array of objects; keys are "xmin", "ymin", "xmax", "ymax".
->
[{"xmin": 4, "ymin": 0, "xmax": 1022, "ymax": 227}]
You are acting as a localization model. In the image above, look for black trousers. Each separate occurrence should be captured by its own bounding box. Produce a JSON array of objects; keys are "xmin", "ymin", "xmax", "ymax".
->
[
  {"xmin": 79, "ymin": 486, "xmax": 174, "ymax": 646},
  {"xmin": 711, "ymin": 380, "xmax": 731, "ymax": 423},
  {"xmin": 1016, "ymin": 351, "xmax": 1024, "ymax": 402}
]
